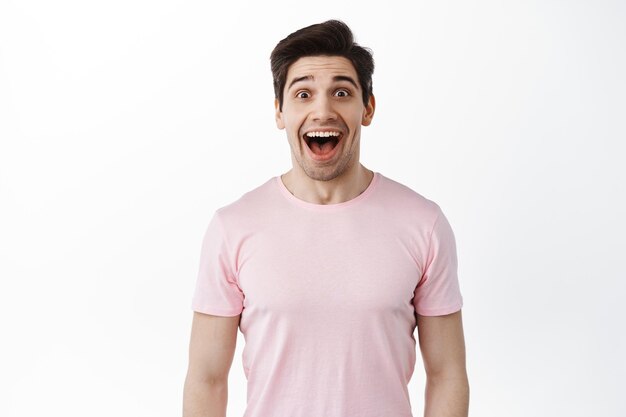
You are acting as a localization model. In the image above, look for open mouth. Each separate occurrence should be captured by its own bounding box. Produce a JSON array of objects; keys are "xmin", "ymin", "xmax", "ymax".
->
[{"xmin": 303, "ymin": 131, "xmax": 343, "ymax": 156}]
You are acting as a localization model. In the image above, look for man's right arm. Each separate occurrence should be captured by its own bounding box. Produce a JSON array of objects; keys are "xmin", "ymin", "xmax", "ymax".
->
[{"xmin": 183, "ymin": 311, "xmax": 241, "ymax": 417}]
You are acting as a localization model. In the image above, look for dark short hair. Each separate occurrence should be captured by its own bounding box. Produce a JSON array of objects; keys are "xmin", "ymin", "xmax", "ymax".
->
[{"xmin": 270, "ymin": 19, "xmax": 374, "ymax": 112}]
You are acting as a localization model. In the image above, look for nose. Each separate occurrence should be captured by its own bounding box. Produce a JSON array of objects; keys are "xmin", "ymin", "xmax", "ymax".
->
[{"xmin": 310, "ymin": 95, "xmax": 337, "ymax": 122}]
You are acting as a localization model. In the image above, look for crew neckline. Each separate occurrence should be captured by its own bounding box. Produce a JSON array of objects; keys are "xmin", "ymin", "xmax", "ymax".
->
[{"xmin": 275, "ymin": 171, "xmax": 381, "ymax": 211}]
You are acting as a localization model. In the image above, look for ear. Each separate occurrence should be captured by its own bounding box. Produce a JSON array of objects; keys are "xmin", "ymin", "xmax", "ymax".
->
[
  {"xmin": 274, "ymin": 98, "xmax": 285, "ymax": 129},
  {"xmin": 361, "ymin": 94, "xmax": 376, "ymax": 126}
]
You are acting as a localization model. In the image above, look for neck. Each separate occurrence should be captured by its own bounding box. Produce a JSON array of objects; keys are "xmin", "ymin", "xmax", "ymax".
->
[{"xmin": 280, "ymin": 164, "xmax": 374, "ymax": 205}]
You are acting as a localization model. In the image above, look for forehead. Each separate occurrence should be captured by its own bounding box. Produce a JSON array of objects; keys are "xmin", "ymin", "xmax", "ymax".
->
[{"xmin": 286, "ymin": 55, "xmax": 359, "ymax": 86}]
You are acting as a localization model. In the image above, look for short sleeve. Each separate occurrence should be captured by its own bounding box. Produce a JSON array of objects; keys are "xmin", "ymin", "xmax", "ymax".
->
[
  {"xmin": 413, "ymin": 206, "xmax": 464, "ymax": 316},
  {"xmin": 191, "ymin": 211, "xmax": 244, "ymax": 316}
]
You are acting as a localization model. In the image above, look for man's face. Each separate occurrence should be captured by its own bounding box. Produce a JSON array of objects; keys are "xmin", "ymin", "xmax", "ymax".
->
[{"xmin": 275, "ymin": 55, "xmax": 375, "ymax": 182}]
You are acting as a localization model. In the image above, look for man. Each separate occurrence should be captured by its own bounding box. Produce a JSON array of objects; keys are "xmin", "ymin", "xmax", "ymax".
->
[{"xmin": 183, "ymin": 19, "xmax": 469, "ymax": 417}]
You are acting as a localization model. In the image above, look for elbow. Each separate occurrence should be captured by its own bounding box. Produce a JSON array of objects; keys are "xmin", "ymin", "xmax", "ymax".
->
[
  {"xmin": 426, "ymin": 366, "xmax": 469, "ymax": 385},
  {"xmin": 185, "ymin": 367, "xmax": 229, "ymax": 387}
]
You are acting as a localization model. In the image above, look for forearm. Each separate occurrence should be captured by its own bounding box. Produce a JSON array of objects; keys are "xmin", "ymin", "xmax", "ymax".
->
[
  {"xmin": 183, "ymin": 378, "xmax": 228, "ymax": 417},
  {"xmin": 423, "ymin": 375, "xmax": 469, "ymax": 417}
]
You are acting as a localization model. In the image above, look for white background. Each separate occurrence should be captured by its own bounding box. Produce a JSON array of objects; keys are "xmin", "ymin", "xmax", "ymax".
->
[{"xmin": 1, "ymin": 1, "xmax": 625, "ymax": 416}]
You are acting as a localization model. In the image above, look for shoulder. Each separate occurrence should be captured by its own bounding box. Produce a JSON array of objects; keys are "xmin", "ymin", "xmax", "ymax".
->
[
  {"xmin": 375, "ymin": 173, "xmax": 444, "ymax": 222},
  {"xmin": 212, "ymin": 176, "xmax": 281, "ymax": 228}
]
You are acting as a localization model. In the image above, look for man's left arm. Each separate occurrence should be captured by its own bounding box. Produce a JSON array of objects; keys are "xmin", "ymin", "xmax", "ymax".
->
[{"xmin": 417, "ymin": 309, "xmax": 469, "ymax": 417}]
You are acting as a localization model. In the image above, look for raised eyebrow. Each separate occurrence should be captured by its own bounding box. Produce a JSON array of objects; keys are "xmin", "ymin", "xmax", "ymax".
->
[
  {"xmin": 287, "ymin": 75, "xmax": 313, "ymax": 91},
  {"xmin": 332, "ymin": 75, "xmax": 359, "ymax": 90},
  {"xmin": 287, "ymin": 75, "xmax": 359, "ymax": 91}
]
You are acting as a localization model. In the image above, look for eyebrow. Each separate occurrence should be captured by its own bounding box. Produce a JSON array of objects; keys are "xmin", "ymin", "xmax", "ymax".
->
[{"xmin": 287, "ymin": 75, "xmax": 359, "ymax": 91}]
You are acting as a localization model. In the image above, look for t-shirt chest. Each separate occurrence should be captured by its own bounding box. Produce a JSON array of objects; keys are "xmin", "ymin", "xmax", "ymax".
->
[{"xmin": 236, "ymin": 211, "xmax": 421, "ymax": 320}]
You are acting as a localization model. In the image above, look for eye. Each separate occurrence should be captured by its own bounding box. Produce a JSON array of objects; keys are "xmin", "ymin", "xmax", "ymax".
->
[
  {"xmin": 334, "ymin": 88, "xmax": 350, "ymax": 97},
  {"xmin": 296, "ymin": 91, "xmax": 310, "ymax": 99}
]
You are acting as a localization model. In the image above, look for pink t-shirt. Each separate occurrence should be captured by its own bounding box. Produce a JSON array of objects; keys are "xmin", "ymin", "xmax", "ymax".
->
[{"xmin": 191, "ymin": 172, "xmax": 463, "ymax": 417}]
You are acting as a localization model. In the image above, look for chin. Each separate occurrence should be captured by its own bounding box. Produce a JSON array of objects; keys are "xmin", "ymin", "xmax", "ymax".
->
[{"xmin": 302, "ymin": 162, "xmax": 349, "ymax": 182}]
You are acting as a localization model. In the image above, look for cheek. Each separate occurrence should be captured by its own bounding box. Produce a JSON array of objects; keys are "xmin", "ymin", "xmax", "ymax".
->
[
  {"xmin": 286, "ymin": 127, "xmax": 303, "ymax": 144},
  {"xmin": 284, "ymin": 119, "xmax": 304, "ymax": 137}
]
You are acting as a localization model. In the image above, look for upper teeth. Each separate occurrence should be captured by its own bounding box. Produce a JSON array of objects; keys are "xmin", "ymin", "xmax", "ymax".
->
[{"xmin": 306, "ymin": 131, "xmax": 341, "ymax": 138}]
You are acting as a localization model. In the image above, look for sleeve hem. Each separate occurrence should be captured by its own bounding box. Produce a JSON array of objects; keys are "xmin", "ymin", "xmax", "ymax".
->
[
  {"xmin": 416, "ymin": 301, "xmax": 463, "ymax": 316},
  {"xmin": 192, "ymin": 304, "xmax": 243, "ymax": 317}
]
